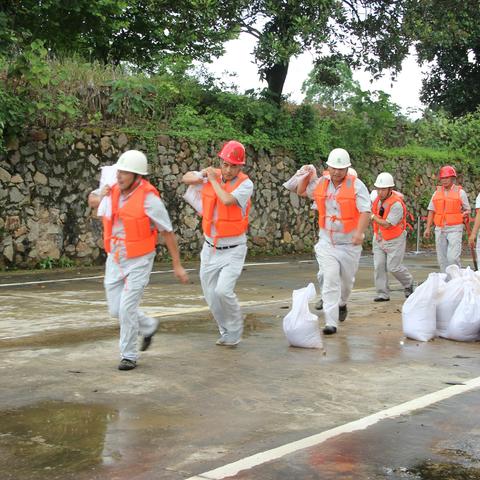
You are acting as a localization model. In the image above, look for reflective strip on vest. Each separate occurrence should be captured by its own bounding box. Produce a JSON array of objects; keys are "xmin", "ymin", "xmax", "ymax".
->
[
  {"xmin": 372, "ymin": 192, "xmax": 406, "ymax": 240},
  {"xmin": 432, "ymin": 185, "xmax": 464, "ymax": 227},
  {"xmin": 313, "ymin": 174, "xmax": 360, "ymax": 234},
  {"xmin": 103, "ymin": 180, "xmax": 159, "ymax": 258}
]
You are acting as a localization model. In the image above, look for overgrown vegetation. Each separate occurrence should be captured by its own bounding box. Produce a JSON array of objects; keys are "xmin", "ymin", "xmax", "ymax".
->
[{"xmin": 1, "ymin": 48, "xmax": 480, "ymax": 169}]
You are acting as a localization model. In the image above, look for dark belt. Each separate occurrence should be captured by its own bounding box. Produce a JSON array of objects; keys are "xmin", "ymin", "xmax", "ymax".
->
[{"xmin": 205, "ymin": 240, "xmax": 239, "ymax": 250}]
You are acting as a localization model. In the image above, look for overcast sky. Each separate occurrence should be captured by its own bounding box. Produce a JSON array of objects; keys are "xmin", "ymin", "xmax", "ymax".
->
[{"xmin": 203, "ymin": 33, "xmax": 426, "ymax": 118}]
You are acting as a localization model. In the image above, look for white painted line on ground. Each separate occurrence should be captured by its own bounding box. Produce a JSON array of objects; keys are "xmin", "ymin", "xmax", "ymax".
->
[
  {"xmin": 0, "ymin": 260, "xmax": 304, "ymax": 287},
  {"xmin": 186, "ymin": 375, "xmax": 480, "ymax": 479},
  {"xmin": 0, "ymin": 268, "xmax": 197, "ymax": 287}
]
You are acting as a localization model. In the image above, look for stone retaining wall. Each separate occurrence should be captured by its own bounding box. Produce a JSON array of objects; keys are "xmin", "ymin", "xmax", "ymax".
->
[{"xmin": 0, "ymin": 129, "xmax": 479, "ymax": 268}]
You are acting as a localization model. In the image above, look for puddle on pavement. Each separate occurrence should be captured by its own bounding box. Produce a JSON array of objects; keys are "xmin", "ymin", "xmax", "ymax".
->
[
  {"xmin": 407, "ymin": 460, "xmax": 480, "ymax": 479},
  {"xmin": 0, "ymin": 325, "xmax": 118, "ymax": 350},
  {"xmin": 0, "ymin": 401, "xmax": 117, "ymax": 479}
]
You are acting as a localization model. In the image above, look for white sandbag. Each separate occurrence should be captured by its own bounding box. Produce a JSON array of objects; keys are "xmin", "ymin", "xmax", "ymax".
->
[
  {"xmin": 97, "ymin": 165, "xmax": 118, "ymax": 218},
  {"xmin": 183, "ymin": 184, "xmax": 203, "ymax": 214},
  {"xmin": 402, "ymin": 272, "xmax": 439, "ymax": 341},
  {"xmin": 445, "ymin": 282, "xmax": 480, "ymax": 342},
  {"xmin": 283, "ymin": 283, "xmax": 323, "ymax": 349},
  {"xmin": 445, "ymin": 264, "xmax": 462, "ymax": 280},
  {"xmin": 282, "ymin": 165, "xmax": 315, "ymax": 191},
  {"xmin": 436, "ymin": 277, "xmax": 464, "ymax": 337}
]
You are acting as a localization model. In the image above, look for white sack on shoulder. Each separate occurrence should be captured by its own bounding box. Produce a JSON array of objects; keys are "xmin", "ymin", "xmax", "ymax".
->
[
  {"xmin": 282, "ymin": 165, "xmax": 315, "ymax": 192},
  {"xmin": 283, "ymin": 282, "xmax": 323, "ymax": 349},
  {"xmin": 97, "ymin": 165, "xmax": 118, "ymax": 218},
  {"xmin": 445, "ymin": 281, "xmax": 480, "ymax": 342},
  {"xmin": 183, "ymin": 184, "xmax": 203, "ymax": 215},
  {"xmin": 402, "ymin": 272, "xmax": 439, "ymax": 341}
]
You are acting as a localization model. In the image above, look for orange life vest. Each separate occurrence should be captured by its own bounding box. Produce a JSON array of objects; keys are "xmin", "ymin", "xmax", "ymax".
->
[
  {"xmin": 372, "ymin": 192, "xmax": 406, "ymax": 240},
  {"xmin": 201, "ymin": 169, "xmax": 251, "ymax": 240},
  {"xmin": 313, "ymin": 174, "xmax": 360, "ymax": 233},
  {"xmin": 103, "ymin": 180, "xmax": 159, "ymax": 258},
  {"xmin": 432, "ymin": 185, "xmax": 464, "ymax": 227}
]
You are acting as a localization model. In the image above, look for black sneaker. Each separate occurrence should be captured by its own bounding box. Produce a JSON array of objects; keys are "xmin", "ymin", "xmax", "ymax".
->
[
  {"xmin": 141, "ymin": 321, "xmax": 159, "ymax": 351},
  {"xmin": 339, "ymin": 305, "xmax": 348, "ymax": 322},
  {"xmin": 315, "ymin": 299, "xmax": 323, "ymax": 310},
  {"xmin": 118, "ymin": 358, "xmax": 137, "ymax": 371},
  {"xmin": 323, "ymin": 326, "xmax": 337, "ymax": 335},
  {"xmin": 404, "ymin": 284, "xmax": 414, "ymax": 298},
  {"xmin": 374, "ymin": 297, "xmax": 390, "ymax": 302}
]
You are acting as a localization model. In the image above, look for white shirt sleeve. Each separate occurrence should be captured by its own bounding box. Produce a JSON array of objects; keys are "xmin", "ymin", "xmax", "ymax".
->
[
  {"xmin": 306, "ymin": 177, "xmax": 321, "ymax": 200},
  {"xmin": 231, "ymin": 179, "xmax": 254, "ymax": 211},
  {"xmin": 427, "ymin": 193, "xmax": 435, "ymax": 211},
  {"xmin": 476, "ymin": 193, "xmax": 480, "ymax": 209},
  {"xmin": 460, "ymin": 189, "xmax": 470, "ymax": 212},
  {"xmin": 385, "ymin": 201, "xmax": 404, "ymax": 226},
  {"xmin": 354, "ymin": 179, "xmax": 372, "ymax": 213},
  {"xmin": 144, "ymin": 193, "xmax": 173, "ymax": 232}
]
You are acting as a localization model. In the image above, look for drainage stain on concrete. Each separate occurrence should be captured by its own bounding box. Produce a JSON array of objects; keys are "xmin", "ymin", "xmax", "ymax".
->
[{"xmin": 0, "ymin": 401, "xmax": 117, "ymax": 479}]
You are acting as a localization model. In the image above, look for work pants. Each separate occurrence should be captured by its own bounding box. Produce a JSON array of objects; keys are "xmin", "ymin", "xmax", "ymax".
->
[
  {"xmin": 373, "ymin": 232, "xmax": 413, "ymax": 299},
  {"xmin": 200, "ymin": 243, "xmax": 247, "ymax": 343},
  {"xmin": 104, "ymin": 252, "xmax": 157, "ymax": 361},
  {"xmin": 435, "ymin": 228, "xmax": 463, "ymax": 273},
  {"xmin": 315, "ymin": 240, "xmax": 362, "ymax": 328}
]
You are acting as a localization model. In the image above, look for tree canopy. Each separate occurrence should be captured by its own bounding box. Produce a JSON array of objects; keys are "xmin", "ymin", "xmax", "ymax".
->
[
  {"xmin": 0, "ymin": 0, "xmax": 238, "ymax": 68},
  {"xmin": 405, "ymin": 0, "xmax": 480, "ymax": 116}
]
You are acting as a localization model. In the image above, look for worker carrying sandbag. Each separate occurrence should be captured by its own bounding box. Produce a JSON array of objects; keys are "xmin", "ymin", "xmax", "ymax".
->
[
  {"xmin": 295, "ymin": 148, "xmax": 371, "ymax": 335},
  {"xmin": 424, "ymin": 165, "xmax": 470, "ymax": 273},
  {"xmin": 371, "ymin": 172, "xmax": 415, "ymax": 302}
]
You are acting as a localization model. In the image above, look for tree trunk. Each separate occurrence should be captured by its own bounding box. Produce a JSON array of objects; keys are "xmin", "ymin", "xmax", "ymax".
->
[{"xmin": 265, "ymin": 61, "xmax": 290, "ymax": 105}]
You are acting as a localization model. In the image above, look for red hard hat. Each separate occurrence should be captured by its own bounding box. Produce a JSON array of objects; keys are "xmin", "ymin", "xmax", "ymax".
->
[
  {"xmin": 439, "ymin": 165, "xmax": 456, "ymax": 178},
  {"xmin": 218, "ymin": 140, "xmax": 245, "ymax": 165}
]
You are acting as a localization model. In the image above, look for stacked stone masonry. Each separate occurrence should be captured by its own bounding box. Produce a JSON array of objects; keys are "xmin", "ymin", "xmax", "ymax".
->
[{"xmin": 0, "ymin": 129, "xmax": 478, "ymax": 268}]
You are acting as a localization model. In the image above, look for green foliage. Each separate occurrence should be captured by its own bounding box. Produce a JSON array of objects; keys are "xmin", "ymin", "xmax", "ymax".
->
[
  {"xmin": 37, "ymin": 256, "xmax": 75, "ymax": 269},
  {"xmin": 404, "ymin": 1, "xmax": 480, "ymax": 116},
  {"xmin": 1, "ymin": 53, "xmax": 480, "ymax": 173}
]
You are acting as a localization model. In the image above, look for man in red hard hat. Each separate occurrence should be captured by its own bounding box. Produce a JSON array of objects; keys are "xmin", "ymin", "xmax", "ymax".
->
[
  {"xmin": 182, "ymin": 140, "xmax": 253, "ymax": 346},
  {"xmin": 424, "ymin": 165, "xmax": 470, "ymax": 272}
]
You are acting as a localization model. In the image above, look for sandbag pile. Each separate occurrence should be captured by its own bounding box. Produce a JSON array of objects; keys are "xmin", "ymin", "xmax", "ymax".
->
[{"xmin": 402, "ymin": 265, "xmax": 480, "ymax": 342}]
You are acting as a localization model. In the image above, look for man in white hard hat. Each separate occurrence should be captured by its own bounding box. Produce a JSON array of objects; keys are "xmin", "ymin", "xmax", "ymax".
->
[
  {"xmin": 297, "ymin": 148, "xmax": 371, "ymax": 335},
  {"xmin": 371, "ymin": 172, "xmax": 414, "ymax": 301},
  {"xmin": 313, "ymin": 166, "xmax": 357, "ymax": 311},
  {"xmin": 88, "ymin": 150, "xmax": 189, "ymax": 371},
  {"xmin": 182, "ymin": 140, "xmax": 253, "ymax": 346}
]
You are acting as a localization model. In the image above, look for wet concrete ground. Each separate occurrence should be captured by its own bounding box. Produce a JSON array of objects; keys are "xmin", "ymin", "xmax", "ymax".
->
[{"xmin": 0, "ymin": 252, "xmax": 479, "ymax": 479}]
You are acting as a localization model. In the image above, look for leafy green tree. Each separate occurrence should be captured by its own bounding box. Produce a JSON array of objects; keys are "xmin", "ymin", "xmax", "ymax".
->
[
  {"xmin": 404, "ymin": 0, "xmax": 480, "ymax": 116},
  {"xmin": 233, "ymin": 1, "xmax": 411, "ymax": 103},
  {"xmin": 301, "ymin": 58, "xmax": 361, "ymax": 109},
  {"xmin": 0, "ymin": 1, "xmax": 237, "ymax": 68}
]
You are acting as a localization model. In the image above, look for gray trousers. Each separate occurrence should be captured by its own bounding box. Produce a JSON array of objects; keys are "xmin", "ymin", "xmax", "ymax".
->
[
  {"xmin": 315, "ymin": 240, "xmax": 362, "ymax": 328},
  {"xmin": 200, "ymin": 243, "xmax": 247, "ymax": 343},
  {"xmin": 435, "ymin": 227, "xmax": 463, "ymax": 273},
  {"xmin": 373, "ymin": 232, "xmax": 413, "ymax": 299},
  {"xmin": 104, "ymin": 253, "xmax": 157, "ymax": 361}
]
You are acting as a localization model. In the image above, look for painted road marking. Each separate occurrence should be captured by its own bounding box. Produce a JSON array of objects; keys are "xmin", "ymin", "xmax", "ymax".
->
[
  {"xmin": 186, "ymin": 375, "xmax": 480, "ymax": 479},
  {"xmin": 0, "ymin": 261, "xmax": 299, "ymax": 287}
]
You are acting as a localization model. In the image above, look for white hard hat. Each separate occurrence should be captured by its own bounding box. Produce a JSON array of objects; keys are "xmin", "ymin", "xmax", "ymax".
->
[
  {"xmin": 374, "ymin": 172, "xmax": 395, "ymax": 188},
  {"xmin": 347, "ymin": 167, "xmax": 357, "ymax": 177},
  {"xmin": 116, "ymin": 150, "xmax": 148, "ymax": 175},
  {"xmin": 326, "ymin": 148, "xmax": 351, "ymax": 168}
]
